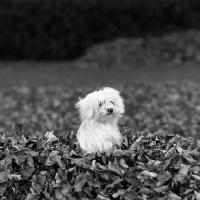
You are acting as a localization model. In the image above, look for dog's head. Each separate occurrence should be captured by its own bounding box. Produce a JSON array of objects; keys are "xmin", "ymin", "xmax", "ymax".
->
[{"xmin": 76, "ymin": 87, "xmax": 124, "ymax": 123}]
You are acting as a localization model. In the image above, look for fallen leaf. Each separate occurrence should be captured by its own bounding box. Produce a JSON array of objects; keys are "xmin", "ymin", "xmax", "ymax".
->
[{"xmin": 74, "ymin": 173, "xmax": 88, "ymax": 192}]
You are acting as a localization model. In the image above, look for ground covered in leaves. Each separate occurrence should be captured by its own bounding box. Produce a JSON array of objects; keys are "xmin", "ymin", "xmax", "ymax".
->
[
  {"xmin": 1, "ymin": 125, "xmax": 200, "ymax": 200},
  {"xmin": 1, "ymin": 80, "xmax": 200, "ymax": 199},
  {"xmin": 1, "ymin": 81, "xmax": 200, "ymax": 138}
]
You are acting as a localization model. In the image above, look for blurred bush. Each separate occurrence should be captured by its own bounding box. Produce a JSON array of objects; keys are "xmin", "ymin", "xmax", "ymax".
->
[
  {"xmin": 1, "ymin": 0, "xmax": 200, "ymax": 60},
  {"xmin": 78, "ymin": 30, "xmax": 200, "ymax": 68}
]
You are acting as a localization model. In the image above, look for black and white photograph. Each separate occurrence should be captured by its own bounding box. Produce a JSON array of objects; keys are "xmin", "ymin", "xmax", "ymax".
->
[{"xmin": 0, "ymin": 0, "xmax": 200, "ymax": 199}]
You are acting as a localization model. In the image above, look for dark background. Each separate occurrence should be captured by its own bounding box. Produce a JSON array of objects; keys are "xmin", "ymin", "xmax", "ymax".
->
[{"xmin": 1, "ymin": 0, "xmax": 200, "ymax": 60}]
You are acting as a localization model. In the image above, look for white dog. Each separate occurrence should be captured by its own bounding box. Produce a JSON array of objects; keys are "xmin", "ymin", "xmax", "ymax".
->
[{"xmin": 76, "ymin": 87, "xmax": 125, "ymax": 153}]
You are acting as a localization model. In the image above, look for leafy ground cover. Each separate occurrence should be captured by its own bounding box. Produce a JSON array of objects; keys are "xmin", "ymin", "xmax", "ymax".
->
[
  {"xmin": 0, "ymin": 76, "xmax": 200, "ymax": 199},
  {"xmin": 0, "ymin": 81, "xmax": 200, "ymax": 138},
  {"xmin": 1, "ymin": 124, "xmax": 200, "ymax": 200}
]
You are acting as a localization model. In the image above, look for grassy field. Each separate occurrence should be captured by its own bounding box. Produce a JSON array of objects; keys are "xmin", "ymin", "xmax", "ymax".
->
[{"xmin": 0, "ymin": 62, "xmax": 200, "ymax": 89}]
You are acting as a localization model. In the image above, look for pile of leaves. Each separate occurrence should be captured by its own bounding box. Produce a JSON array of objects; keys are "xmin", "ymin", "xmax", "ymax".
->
[{"xmin": 1, "ymin": 124, "xmax": 200, "ymax": 200}]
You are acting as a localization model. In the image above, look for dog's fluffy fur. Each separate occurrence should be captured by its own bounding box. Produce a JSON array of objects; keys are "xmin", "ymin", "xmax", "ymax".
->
[{"xmin": 76, "ymin": 87, "xmax": 125, "ymax": 153}]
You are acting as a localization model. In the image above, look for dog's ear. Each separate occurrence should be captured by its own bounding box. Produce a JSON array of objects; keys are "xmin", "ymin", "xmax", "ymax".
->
[
  {"xmin": 116, "ymin": 94, "xmax": 125, "ymax": 114},
  {"xmin": 75, "ymin": 92, "xmax": 99, "ymax": 121},
  {"xmin": 75, "ymin": 98, "xmax": 86, "ymax": 121}
]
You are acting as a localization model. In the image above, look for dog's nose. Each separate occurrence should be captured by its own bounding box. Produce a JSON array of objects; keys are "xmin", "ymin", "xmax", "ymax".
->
[{"xmin": 107, "ymin": 108, "xmax": 113, "ymax": 114}]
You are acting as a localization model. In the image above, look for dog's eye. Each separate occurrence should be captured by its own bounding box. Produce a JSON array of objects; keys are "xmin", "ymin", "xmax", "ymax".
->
[
  {"xmin": 110, "ymin": 101, "xmax": 115, "ymax": 105},
  {"xmin": 99, "ymin": 101, "xmax": 105, "ymax": 107}
]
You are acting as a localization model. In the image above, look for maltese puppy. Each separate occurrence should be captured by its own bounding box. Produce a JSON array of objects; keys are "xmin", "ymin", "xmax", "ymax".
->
[{"xmin": 76, "ymin": 87, "xmax": 125, "ymax": 153}]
